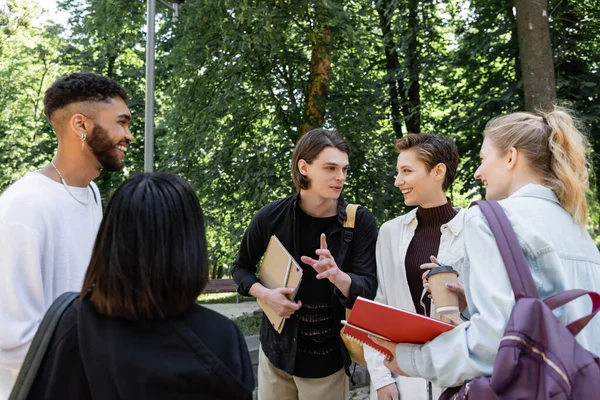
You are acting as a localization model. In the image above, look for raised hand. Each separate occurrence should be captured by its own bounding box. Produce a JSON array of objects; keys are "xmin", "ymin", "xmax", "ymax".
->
[
  {"xmin": 300, "ymin": 233, "xmax": 351, "ymax": 297},
  {"xmin": 301, "ymin": 234, "xmax": 339, "ymax": 280}
]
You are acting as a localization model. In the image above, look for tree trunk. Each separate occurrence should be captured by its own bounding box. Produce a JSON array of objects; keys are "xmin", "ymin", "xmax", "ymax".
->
[
  {"xmin": 514, "ymin": 0, "xmax": 556, "ymax": 112},
  {"xmin": 376, "ymin": 0, "xmax": 406, "ymax": 139},
  {"xmin": 405, "ymin": 0, "xmax": 420, "ymax": 133},
  {"xmin": 506, "ymin": 1, "xmax": 523, "ymax": 106},
  {"xmin": 300, "ymin": 3, "xmax": 332, "ymax": 137}
]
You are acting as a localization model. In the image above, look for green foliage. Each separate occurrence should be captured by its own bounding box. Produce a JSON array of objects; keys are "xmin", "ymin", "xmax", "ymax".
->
[
  {"xmin": 430, "ymin": 0, "xmax": 522, "ymax": 199},
  {"xmin": 549, "ymin": 0, "xmax": 600, "ymax": 233},
  {"xmin": 2, "ymin": 0, "xmax": 600, "ymax": 275},
  {"xmin": 231, "ymin": 310, "xmax": 262, "ymax": 336},
  {"xmin": 158, "ymin": 0, "xmax": 408, "ymax": 276},
  {"xmin": 0, "ymin": 1, "xmax": 67, "ymax": 190}
]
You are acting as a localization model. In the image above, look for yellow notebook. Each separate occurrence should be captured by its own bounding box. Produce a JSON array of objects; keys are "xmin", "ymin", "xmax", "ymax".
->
[{"xmin": 257, "ymin": 235, "xmax": 303, "ymax": 333}]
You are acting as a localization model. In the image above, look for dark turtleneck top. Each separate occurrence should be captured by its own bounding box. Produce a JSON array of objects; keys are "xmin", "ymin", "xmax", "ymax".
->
[{"xmin": 404, "ymin": 201, "xmax": 457, "ymax": 316}]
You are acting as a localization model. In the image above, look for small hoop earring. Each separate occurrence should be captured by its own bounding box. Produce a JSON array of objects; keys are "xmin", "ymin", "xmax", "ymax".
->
[{"xmin": 81, "ymin": 132, "xmax": 86, "ymax": 150}]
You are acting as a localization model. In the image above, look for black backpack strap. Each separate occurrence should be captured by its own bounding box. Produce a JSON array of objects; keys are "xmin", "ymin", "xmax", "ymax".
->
[
  {"xmin": 9, "ymin": 292, "xmax": 79, "ymax": 400},
  {"xmin": 336, "ymin": 204, "xmax": 359, "ymax": 268}
]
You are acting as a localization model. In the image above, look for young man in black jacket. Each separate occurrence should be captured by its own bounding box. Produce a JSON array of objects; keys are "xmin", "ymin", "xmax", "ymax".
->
[{"xmin": 232, "ymin": 128, "xmax": 378, "ymax": 399}]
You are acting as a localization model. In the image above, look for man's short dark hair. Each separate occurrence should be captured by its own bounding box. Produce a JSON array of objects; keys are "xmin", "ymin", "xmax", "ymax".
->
[
  {"xmin": 81, "ymin": 173, "xmax": 209, "ymax": 321},
  {"xmin": 394, "ymin": 133, "xmax": 459, "ymax": 191},
  {"xmin": 291, "ymin": 128, "xmax": 350, "ymax": 191},
  {"xmin": 43, "ymin": 72, "xmax": 128, "ymax": 120}
]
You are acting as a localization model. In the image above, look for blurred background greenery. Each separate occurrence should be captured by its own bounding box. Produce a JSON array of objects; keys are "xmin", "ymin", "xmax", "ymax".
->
[{"xmin": 2, "ymin": 0, "xmax": 599, "ymax": 279}]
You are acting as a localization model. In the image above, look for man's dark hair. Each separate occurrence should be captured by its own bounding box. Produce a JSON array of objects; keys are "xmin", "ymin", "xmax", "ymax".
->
[
  {"xmin": 395, "ymin": 133, "xmax": 459, "ymax": 191},
  {"xmin": 81, "ymin": 173, "xmax": 209, "ymax": 321},
  {"xmin": 291, "ymin": 128, "xmax": 350, "ymax": 191},
  {"xmin": 43, "ymin": 72, "xmax": 128, "ymax": 120}
]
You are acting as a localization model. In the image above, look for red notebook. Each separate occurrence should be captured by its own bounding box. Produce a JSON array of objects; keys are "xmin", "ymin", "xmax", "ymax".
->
[{"xmin": 342, "ymin": 297, "xmax": 454, "ymax": 359}]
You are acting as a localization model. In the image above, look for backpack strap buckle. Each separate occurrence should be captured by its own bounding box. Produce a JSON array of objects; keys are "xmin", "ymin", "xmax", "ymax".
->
[{"xmin": 343, "ymin": 230, "xmax": 354, "ymax": 243}]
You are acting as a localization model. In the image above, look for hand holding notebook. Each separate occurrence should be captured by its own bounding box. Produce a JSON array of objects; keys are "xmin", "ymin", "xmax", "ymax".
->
[
  {"xmin": 341, "ymin": 297, "xmax": 454, "ymax": 359},
  {"xmin": 256, "ymin": 236, "xmax": 303, "ymax": 333}
]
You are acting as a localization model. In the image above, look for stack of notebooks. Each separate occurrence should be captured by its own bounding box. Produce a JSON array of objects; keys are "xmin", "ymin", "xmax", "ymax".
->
[
  {"xmin": 256, "ymin": 236, "xmax": 455, "ymax": 350},
  {"xmin": 342, "ymin": 297, "xmax": 455, "ymax": 359},
  {"xmin": 257, "ymin": 235, "xmax": 303, "ymax": 333}
]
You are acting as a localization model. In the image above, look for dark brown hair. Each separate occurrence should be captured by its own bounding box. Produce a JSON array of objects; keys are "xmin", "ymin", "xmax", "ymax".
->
[
  {"xmin": 291, "ymin": 128, "xmax": 349, "ymax": 191},
  {"xmin": 81, "ymin": 173, "xmax": 209, "ymax": 321},
  {"xmin": 395, "ymin": 133, "xmax": 459, "ymax": 191}
]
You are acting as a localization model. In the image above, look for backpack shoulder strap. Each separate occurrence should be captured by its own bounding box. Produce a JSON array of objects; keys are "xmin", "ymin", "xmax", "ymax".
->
[
  {"xmin": 9, "ymin": 291, "xmax": 79, "ymax": 400},
  {"xmin": 343, "ymin": 204, "xmax": 359, "ymax": 229},
  {"xmin": 470, "ymin": 200, "xmax": 539, "ymax": 300},
  {"xmin": 336, "ymin": 204, "xmax": 360, "ymax": 268}
]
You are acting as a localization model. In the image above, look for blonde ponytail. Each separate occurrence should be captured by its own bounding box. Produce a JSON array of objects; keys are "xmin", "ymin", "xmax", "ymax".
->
[
  {"xmin": 544, "ymin": 109, "xmax": 590, "ymax": 227},
  {"xmin": 483, "ymin": 107, "xmax": 591, "ymax": 227}
]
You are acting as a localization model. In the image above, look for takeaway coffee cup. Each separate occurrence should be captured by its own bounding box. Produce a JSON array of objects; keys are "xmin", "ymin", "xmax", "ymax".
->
[{"xmin": 427, "ymin": 264, "xmax": 459, "ymax": 314}]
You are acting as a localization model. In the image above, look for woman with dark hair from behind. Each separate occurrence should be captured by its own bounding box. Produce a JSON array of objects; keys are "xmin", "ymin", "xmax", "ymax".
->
[{"xmin": 28, "ymin": 173, "xmax": 255, "ymax": 400}]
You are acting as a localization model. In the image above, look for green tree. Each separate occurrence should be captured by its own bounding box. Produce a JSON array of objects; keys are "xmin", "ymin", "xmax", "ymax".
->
[
  {"xmin": 41, "ymin": 0, "xmax": 600, "ymax": 278},
  {"xmin": 0, "ymin": 1, "xmax": 67, "ymax": 191}
]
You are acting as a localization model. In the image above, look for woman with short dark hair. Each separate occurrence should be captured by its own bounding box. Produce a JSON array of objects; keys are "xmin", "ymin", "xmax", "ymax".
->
[
  {"xmin": 28, "ymin": 173, "xmax": 254, "ymax": 400},
  {"xmin": 365, "ymin": 133, "xmax": 465, "ymax": 400}
]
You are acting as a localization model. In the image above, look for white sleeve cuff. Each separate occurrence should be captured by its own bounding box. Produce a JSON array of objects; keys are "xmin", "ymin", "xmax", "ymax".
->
[{"xmin": 373, "ymin": 376, "xmax": 396, "ymax": 391}]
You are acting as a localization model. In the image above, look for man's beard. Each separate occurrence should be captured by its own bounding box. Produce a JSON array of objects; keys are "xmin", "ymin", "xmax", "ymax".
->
[{"xmin": 86, "ymin": 123, "xmax": 124, "ymax": 172}]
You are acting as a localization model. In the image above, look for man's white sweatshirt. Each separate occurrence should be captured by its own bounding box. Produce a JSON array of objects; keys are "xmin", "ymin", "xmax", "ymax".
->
[{"xmin": 0, "ymin": 172, "xmax": 101, "ymax": 398}]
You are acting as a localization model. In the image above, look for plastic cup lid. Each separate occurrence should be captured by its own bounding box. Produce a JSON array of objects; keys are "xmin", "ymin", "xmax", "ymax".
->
[{"xmin": 427, "ymin": 264, "xmax": 459, "ymax": 277}]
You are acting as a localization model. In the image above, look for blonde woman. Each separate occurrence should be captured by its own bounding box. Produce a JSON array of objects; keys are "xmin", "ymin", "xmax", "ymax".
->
[{"xmin": 373, "ymin": 108, "xmax": 600, "ymax": 389}]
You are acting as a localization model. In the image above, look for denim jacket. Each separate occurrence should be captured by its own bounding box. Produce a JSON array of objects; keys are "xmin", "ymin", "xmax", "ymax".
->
[{"xmin": 395, "ymin": 184, "xmax": 600, "ymax": 388}]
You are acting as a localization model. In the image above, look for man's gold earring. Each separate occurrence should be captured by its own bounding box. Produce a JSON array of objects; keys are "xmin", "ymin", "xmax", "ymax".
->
[{"xmin": 81, "ymin": 132, "xmax": 86, "ymax": 150}]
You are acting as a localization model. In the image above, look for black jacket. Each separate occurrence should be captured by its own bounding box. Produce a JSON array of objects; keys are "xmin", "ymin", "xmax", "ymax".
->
[
  {"xmin": 28, "ymin": 299, "xmax": 255, "ymax": 400},
  {"xmin": 231, "ymin": 194, "xmax": 378, "ymax": 375}
]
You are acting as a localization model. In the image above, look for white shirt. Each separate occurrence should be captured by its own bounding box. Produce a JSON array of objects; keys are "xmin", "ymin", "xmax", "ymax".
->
[
  {"xmin": 395, "ymin": 184, "xmax": 600, "ymax": 388},
  {"xmin": 364, "ymin": 206, "xmax": 466, "ymax": 399},
  {"xmin": 0, "ymin": 172, "xmax": 102, "ymax": 398}
]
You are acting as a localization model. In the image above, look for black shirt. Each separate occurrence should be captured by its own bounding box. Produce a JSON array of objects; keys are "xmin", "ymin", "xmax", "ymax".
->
[
  {"xmin": 28, "ymin": 299, "xmax": 255, "ymax": 400},
  {"xmin": 293, "ymin": 206, "xmax": 342, "ymax": 378}
]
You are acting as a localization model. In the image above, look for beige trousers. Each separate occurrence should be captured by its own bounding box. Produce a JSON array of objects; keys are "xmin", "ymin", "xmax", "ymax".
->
[{"xmin": 258, "ymin": 346, "xmax": 349, "ymax": 400}]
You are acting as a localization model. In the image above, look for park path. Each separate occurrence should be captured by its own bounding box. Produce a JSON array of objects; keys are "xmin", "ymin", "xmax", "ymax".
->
[
  {"xmin": 202, "ymin": 301, "xmax": 261, "ymax": 319},
  {"xmin": 204, "ymin": 300, "xmax": 370, "ymax": 400}
]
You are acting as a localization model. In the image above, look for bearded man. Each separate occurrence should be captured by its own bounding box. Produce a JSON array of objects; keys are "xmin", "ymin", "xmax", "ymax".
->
[{"xmin": 0, "ymin": 72, "xmax": 133, "ymax": 397}]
